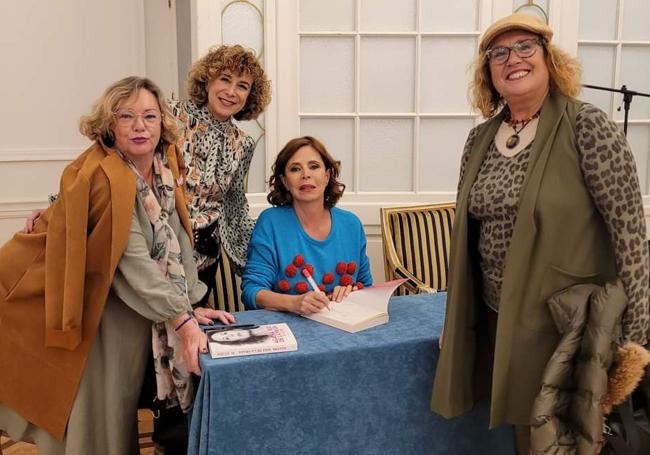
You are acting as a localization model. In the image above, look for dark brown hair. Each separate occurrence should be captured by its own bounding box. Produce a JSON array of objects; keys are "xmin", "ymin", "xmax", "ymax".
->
[
  {"xmin": 187, "ymin": 45, "xmax": 271, "ymax": 121},
  {"xmin": 267, "ymin": 136, "xmax": 345, "ymax": 208}
]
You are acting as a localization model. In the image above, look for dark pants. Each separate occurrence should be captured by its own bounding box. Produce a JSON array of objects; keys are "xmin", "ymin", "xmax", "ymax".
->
[
  {"xmin": 197, "ymin": 260, "xmax": 219, "ymax": 308},
  {"xmin": 151, "ymin": 406, "xmax": 188, "ymax": 454},
  {"xmin": 139, "ymin": 354, "xmax": 189, "ymax": 454},
  {"xmin": 479, "ymin": 305, "xmax": 531, "ymax": 455}
]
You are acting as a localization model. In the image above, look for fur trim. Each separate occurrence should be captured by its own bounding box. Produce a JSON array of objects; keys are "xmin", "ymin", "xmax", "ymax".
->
[{"xmin": 601, "ymin": 342, "xmax": 650, "ymax": 415}]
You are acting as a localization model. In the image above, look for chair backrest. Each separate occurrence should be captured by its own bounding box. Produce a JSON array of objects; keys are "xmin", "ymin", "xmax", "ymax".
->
[
  {"xmin": 380, "ymin": 203, "xmax": 455, "ymax": 295},
  {"xmin": 213, "ymin": 247, "xmax": 245, "ymax": 313}
]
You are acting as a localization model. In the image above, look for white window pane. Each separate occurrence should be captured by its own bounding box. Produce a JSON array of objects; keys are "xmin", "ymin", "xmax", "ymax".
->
[
  {"xmin": 359, "ymin": 119, "xmax": 413, "ymax": 191},
  {"xmin": 300, "ymin": 37, "xmax": 355, "ymax": 113},
  {"xmin": 300, "ymin": 119, "xmax": 355, "ymax": 189},
  {"xmin": 419, "ymin": 119, "xmax": 475, "ymax": 191},
  {"xmin": 222, "ymin": 2, "xmax": 264, "ymax": 55},
  {"xmin": 300, "ymin": 0, "xmax": 355, "ymax": 32},
  {"xmin": 626, "ymin": 125, "xmax": 650, "ymax": 193},
  {"xmin": 618, "ymin": 47, "xmax": 650, "ymax": 121},
  {"xmin": 236, "ymin": 118, "xmax": 266, "ymax": 193},
  {"xmin": 578, "ymin": 45, "xmax": 616, "ymax": 116},
  {"xmin": 360, "ymin": 37, "xmax": 415, "ymax": 112},
  {"xmin": 622, "ymin": 0, "xmax": 650, "ymax": 40},
  {"xmin": 360, "ymin": 0, "xmax": 415, "ymax": 31},
  {"xmin": 579, "ymin": 0, "xmax": 617, "ymax": 40},
  {"xmin": 420, "ymin": 37, "xmax": 476, "ymax": 113},
  {"xmin": 512, "ymin": 0, "xmax": 549, "ymax": 24},
  {"xmin": 420, "ymin": 0, "xmax": 478, "ymax": 32}
]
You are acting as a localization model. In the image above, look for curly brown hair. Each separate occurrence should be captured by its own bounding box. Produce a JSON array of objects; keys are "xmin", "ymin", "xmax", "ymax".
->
[
  {"xmin": 187, "ymin": 45, "xmax": 271, "ymax": 121},
  {"xmin": 470, "ymin": 37, "xmax": 582, "ymax": 118},
  {"xmin": 79, "ymin": 76, "xmax": 178, "ymax": 147},
  {"xmin": 267, "ymin": 136, "xmax": 345, "ymax": 209}
]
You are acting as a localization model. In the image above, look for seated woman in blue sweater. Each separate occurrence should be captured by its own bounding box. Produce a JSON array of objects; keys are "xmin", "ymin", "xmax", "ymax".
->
[{"xmin": 242, "ymin": 136, "xmax": 373, "ymax": 314}]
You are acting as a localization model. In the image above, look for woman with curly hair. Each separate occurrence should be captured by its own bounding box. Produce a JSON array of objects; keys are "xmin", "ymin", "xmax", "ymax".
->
[
  {"xmin": 431, "ymin": 13, "xmax": 649, "ymax": 454},
  {"xmin": 170, "ymin": 44, "xmax": 271, "ymax": 305},
  {"xmin": 242, "ymin": 136, "xmax": 373, "ymax": 314}
]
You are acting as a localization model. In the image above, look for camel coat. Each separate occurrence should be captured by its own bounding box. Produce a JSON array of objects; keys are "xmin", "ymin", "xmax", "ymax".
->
[
  {"xmin": 431, "ymin": 94, "xmax": 619, "ymax": 427},
  {"xmin": 0, "ymin": 142, "xmax": 193, "ymax": 440}
]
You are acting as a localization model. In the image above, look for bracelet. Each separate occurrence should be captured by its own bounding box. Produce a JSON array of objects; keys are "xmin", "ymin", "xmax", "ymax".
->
[{"xmin": 174, "ymin": 313, "xmax": 194, "ymax": 332}]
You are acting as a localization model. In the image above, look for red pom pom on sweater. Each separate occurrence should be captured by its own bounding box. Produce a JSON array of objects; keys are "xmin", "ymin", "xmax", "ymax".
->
[
  {"xmin": 302, "ymin": 264, "xmax": 314, "ymax": 277},
  {"xmin": 293, "ymin": 254, "xmax": 305, "ymax": 267},
  {"xmin": 295, "ymin": 281, "xmax": 309, "ymax": 294},
  {"xmin": 285, "ymin": 264, "xmax": 298, "ymax": 277},
  {"xmin": 278, "ymin": 279, "xmax": 291, "ymax": 292}
]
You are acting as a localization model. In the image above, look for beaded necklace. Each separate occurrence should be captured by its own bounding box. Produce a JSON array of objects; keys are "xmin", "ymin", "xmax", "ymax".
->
[{"xmin": 505, "ymin": 110, "xmax": 541, "ymax": 149}]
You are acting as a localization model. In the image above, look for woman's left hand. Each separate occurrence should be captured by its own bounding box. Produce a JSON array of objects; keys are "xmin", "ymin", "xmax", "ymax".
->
[
  {"xmin": 330, "ymin": 284, "xmax": 358, "ymax": 303},
  {"xmin": 193, "ymin": 307, "xmax": 236, "ymax": 326},
  {"xmin": 174, "ymin": 318, "xmax": 207, "ymax": 375}
]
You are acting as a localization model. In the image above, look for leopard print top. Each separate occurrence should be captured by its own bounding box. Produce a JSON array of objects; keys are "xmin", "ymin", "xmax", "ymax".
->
[
  {"xmin": 461, "ymin": 103, "xmax": 649, "ymax": 343},
  {"xmin": 170, "ymin": 99, "xmax": 256, "ymax": 274}
]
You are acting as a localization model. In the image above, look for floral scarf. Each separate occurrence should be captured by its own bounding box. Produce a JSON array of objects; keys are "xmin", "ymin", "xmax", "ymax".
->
[{"xmin": 120, "ymin": 148, "xmax": 194, "ymax": 412}]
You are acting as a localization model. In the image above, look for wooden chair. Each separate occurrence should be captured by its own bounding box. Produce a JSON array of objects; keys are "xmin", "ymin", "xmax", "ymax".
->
[
  {"xmin": 210, "ymin": 247, "xmax": 245, "ymax": 313},
  {"xmin": 380, "ymin": 202, "xmax": 455, "ymax": 295}
]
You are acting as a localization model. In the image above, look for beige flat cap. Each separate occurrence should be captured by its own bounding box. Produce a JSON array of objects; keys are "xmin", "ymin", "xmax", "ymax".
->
[{"xmin": 480, "ymin": 12, "xmax": 553, "ymax": 51}]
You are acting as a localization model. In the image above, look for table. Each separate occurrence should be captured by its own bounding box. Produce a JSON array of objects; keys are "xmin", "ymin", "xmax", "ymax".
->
[{"xmin": 189, "ymin": 293, "xmax": 514, "ymax": 454}]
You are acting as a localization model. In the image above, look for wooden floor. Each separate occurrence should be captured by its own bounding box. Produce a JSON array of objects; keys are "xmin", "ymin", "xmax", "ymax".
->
[{"xmin": 1, "ymin": 410, "xmax": 155, "ymax": 454}]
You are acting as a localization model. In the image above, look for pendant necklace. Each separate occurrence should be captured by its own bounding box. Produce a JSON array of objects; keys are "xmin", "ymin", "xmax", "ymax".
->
[{"xmin": 505, "ymin": 110, "xmax": 540, "ymax": 149}]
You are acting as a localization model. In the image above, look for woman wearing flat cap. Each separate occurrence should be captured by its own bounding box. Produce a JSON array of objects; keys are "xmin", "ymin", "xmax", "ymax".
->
[{"xmin": 431, "ymin": 12, "xmax": 649, "ymax": 454}]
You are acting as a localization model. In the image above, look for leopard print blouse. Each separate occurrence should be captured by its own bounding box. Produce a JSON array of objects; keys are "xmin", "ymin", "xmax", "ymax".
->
[
  {"xmin": 460, "ymin": 103, "xmax": 649, "ymax": 344},
  {"xmin": 170, "ymin": 99, "xmax": 256, "ymax": 274}
]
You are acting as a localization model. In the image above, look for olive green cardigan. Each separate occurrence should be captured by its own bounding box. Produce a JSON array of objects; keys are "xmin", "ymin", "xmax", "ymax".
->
[{"xmin": 431, "ymin": 93, "xmax": 618, "ymax": 426}]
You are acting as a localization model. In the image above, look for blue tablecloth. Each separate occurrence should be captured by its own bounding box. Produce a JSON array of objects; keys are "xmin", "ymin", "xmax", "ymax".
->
[{"xmin": 189, "ymin": 293, "xmax": 514, "ymax": 454}]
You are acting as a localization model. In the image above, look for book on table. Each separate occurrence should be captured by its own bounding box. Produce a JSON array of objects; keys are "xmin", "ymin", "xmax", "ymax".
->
[
  {"xmin": 206, "ymin": 323, "xmax": 298, "ymax": 358},
  {"xmin": 303, "ymin": 279, "xmax": 407, "ymax": 333}
]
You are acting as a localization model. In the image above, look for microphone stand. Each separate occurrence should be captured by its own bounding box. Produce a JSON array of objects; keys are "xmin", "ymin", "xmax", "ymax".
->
[{"xmin": 582, "ymin": 84, "xmax": 650, "ymax": 136}]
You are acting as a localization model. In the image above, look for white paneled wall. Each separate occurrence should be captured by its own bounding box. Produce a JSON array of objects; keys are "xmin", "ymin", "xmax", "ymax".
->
[
  {"xmin": 577, "ymin": 0, "xmax": 650, "ymax": 192},
  {"xmin": 0, "ymin": 0, "xmax": 148, "ymax": 241},
  {"xmin": 276, "ymin": 0, "xmax": 485, "ymax": 277}
]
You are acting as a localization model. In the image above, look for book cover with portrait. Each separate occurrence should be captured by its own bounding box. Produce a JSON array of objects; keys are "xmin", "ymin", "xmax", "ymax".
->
[{"xmin": 206, "ymin": 323, "xmax": 298, "ymax": 358}]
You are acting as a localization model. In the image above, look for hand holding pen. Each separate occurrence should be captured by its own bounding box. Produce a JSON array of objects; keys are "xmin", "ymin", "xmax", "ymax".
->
[{"xmin": 301, "ymin": 268, "xmax": 332, "ymax": 312}]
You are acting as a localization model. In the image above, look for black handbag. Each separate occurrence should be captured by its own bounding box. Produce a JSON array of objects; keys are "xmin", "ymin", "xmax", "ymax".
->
[
  {"xmin": 602, "ymin": 369, "xmax": 650, "ymax": 454},
  {"xmin": 193, "ymin": 223, "xmax": 220, "ymax": 257}
]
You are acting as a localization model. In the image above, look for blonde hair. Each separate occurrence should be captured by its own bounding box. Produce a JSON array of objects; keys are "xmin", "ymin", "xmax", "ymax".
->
[
  {"xmin": 470, "ymin": 38, "xmax": 583, "ymax": 118},
  {"xmin": 79, "ymin": 76, "xmax": 178, "ymax": 146},
  {"xmin": 187, "ymin": 45, "xmax": 271, "ymax": 121}
]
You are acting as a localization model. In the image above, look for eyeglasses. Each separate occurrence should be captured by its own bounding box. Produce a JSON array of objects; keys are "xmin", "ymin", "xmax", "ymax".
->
[
  {"xmin": 113, "ymin": 110, "xmax": 162, "ymax": 127},
  {"xmin": 486, "ymin": 39, "xmax": 542, "ymax": 65}
]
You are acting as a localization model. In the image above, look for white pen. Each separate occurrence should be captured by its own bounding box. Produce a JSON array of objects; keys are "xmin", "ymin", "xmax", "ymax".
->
[{"xmin": 301, "ymin": 268, "xmax": 331, "ymax": 311}]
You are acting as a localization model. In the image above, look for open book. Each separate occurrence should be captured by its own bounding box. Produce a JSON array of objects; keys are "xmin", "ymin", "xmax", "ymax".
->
[
  {"xmin": 303, "ymin": 279, "xmax": 407, "ymax": 333},
  {"xmin": 206, "ymin": 323, "xmax": 298, "ymax": 358}
]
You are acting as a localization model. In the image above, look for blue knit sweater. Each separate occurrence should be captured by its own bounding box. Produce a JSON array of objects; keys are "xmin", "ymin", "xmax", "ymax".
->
[{"xmin": 242, "ymin": 206, "xmax": 373, "ymax": 309}]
